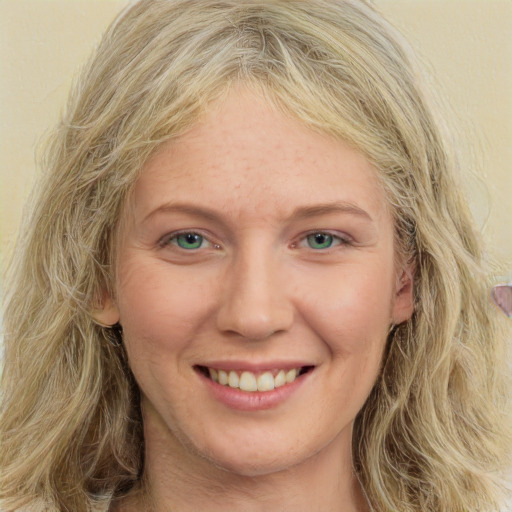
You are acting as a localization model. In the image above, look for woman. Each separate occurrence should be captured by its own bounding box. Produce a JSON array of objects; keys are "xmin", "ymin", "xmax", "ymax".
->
[{"xmin": 1, "ymin": 1, "xmax": 511, "ymax": 510}]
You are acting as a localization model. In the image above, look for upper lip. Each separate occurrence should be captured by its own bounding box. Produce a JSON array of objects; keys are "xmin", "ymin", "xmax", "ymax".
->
[{"xmin": 195, "ymin": 360, "xmax": 315, "ymax": 372}]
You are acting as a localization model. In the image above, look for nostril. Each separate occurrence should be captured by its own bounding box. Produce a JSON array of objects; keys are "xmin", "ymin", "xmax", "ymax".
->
[{"xmin": 215, "ymin": 273, "xmax": 294, "ymax": 340}]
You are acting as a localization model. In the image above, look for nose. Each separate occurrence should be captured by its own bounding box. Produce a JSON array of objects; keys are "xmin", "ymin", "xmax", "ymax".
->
[{"xmin": 216, "ymin": 247, "xmax": 294, "ymax": 341}]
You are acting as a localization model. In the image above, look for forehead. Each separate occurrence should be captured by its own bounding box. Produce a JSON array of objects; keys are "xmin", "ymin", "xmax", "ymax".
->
[{"xmin": 130, "ymin": 87, "xmax": 391, "ymax": 225}]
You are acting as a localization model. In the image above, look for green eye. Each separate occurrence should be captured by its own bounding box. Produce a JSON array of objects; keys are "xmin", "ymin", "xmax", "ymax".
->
[
  {"xmin": 175, "ymin": 233, "xmax": 204, "ymax": 250},
  {"xmin": 306, "ymin": 233, "xmax": 334, "ymax": 249}
]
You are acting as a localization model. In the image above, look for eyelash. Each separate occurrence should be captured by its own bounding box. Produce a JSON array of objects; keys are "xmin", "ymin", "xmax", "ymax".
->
[
  {"xmin": 159, "ymin": 230, "xmax": 219, "ymax": 250},
  {"xmin": 159, "ymin": 230, "xmax": 352, "ymax": 251},
  {"xmin": 295, "ymin": 231, "xmax": 353, "ymax": 250}
]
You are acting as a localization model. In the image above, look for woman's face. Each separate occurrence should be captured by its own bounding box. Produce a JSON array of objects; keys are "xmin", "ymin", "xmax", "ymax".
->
[{"xmin": 101, "ymin": 87, "xmax": 413, "ymax": 476}]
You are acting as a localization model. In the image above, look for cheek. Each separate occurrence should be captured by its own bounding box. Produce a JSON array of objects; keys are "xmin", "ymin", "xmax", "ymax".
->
[
  {"xmin": 116, "ymin": 257, "xmax": 217, "ymax": 356},
  {"xmin": 294, "ymin": 262, "xmax": 395, "ymax": 356}
]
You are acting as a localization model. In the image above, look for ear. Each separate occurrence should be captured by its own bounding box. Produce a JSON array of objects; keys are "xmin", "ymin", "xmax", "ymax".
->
[
  {"xmin": 391, "ymin": 265, "xmax": 415, "ymax": 325},
  {"xmin": 92, "ymin": 290, "xmax": 120, "ymax": 326}
]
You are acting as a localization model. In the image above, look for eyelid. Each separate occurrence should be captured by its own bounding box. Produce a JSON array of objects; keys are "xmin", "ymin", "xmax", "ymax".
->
[
  {"xmin": 294, "ymin": 230, "xmax": 353, "ymax": 249},
  {"xmin": 158, "ymin": 229, "xmax": 220, "ymax": 249},
  {"xmin": 157, "ymin": 229, "xmax": 352, "ymax": 250}
]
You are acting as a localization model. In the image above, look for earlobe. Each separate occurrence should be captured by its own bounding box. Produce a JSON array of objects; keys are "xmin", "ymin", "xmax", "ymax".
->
[
  {"xmin": 91, "ymin": 292, "xmax": 120, "ymax": 327},
  {"xmin": 392, "ymin": 267, "xmax": 415, "ymax": 325}
]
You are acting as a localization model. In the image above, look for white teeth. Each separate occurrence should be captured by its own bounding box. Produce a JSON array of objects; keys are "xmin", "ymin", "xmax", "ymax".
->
[
  {"xmin": 285, "ymin": 368, "xmax": 297, "ymax": 383},
  {"xmin": 228, "ymin": 371, "xmax": 239, "ymax": 388},
  {"xmin": 218, "ymin": 370, "xmax": 228, "ymax": 385},
  {"xmin": 239, "ymin": 371, "xmax": 258, "ymax": 392},
  {"xmin": 274, "ymin": 369, "xmax": 286, "ymax": 388},
  {"xmin": 257, "ymin": 371, "xmax": 275, "ymax": 391},
  {"xmin": 206, "ymin": 367, "xmax": 305, "ymax": 392}
]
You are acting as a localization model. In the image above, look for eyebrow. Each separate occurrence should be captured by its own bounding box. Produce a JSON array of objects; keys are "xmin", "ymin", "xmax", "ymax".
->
[
  {"xmin": 143, "ymin": 203, "xmax": 221, "ymax": 224},
  {"xmin": 290, "ymin": 202, "xmax": 373, "ymax": 222},
  {"xmin": 142, "ymin": 200, "xmax": 373, "ymax": 224}
]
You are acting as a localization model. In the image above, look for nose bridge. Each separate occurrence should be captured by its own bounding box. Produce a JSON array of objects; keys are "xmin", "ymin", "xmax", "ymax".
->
[{"xmin": 216, "ymin": 239, "xmax": 293, "ymax": 340}]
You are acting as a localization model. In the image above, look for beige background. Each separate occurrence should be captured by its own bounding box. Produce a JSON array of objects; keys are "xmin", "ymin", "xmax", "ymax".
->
[{"xmin": 1, "ymin": 0, "xmax": 511, "ymax": 273}]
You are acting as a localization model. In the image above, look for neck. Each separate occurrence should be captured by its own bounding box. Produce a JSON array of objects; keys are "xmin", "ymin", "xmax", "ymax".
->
[{"xmin": 113, "ymin": 410, "xmax": 369, "ymax": 512}]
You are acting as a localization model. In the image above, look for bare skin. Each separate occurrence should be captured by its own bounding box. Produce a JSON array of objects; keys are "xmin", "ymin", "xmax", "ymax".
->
[
  {"xmin": 111, "ymin": 408, "xmax": 370, "ymax": 512},
  {"xmin": 100, "ymin": 86, "xmax": 413, "ymax": 512}
]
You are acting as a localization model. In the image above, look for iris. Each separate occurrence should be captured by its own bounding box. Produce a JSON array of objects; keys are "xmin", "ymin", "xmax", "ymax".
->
[
  {"xmin": 175, "ymin": 233, "xmax": 203, "ymax": 250},
  {"xmin": 306, "ymin": 233, "xmax": 334, "ymax": 249}
]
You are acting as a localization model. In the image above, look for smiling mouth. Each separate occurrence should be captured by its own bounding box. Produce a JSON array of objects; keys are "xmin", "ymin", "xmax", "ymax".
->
[{"xmin": 196, "ymin": 366, "xmax": 314, "ymax": 392}]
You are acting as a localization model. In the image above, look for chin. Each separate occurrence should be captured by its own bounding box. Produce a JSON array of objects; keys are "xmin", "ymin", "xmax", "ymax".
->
[
  {"xmin": 204, "ymin": 448, "xmax": 304, "ymax": 478},
  {"xmin": 187, "ymin": 422, "xmax": 339, "ymax": 480}
]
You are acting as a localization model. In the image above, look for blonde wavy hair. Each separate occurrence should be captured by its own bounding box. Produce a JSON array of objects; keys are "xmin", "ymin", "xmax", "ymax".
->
[{"xmin": 2, "ymin": 1, "xmax": 511, "ymax": 510}]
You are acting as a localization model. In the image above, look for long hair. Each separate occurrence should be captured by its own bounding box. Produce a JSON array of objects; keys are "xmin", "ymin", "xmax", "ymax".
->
[{"xmin": 2, "ymin": 1, "xmax": 511, "ymax": 510}]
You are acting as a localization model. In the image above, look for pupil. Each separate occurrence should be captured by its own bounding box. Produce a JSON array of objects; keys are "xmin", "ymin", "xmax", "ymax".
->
[
  {"xmin": 308, "ymin": 232, "xmax": 332, "ymax": 249},
  {"xmin": 177, "ymin": 233, "xmax": 202, "ymax": 249}
]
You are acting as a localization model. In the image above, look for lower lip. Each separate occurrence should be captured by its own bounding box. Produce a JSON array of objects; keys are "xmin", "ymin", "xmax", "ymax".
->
[{"xmin": 197, "ymin": 370, "xmax": 312, "ymax": 411}]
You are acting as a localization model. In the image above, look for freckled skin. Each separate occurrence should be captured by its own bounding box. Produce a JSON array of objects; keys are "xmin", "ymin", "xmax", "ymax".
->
[{"xmin": 101, "ymin": 87, "xmax": 414, "ymax": 511}]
